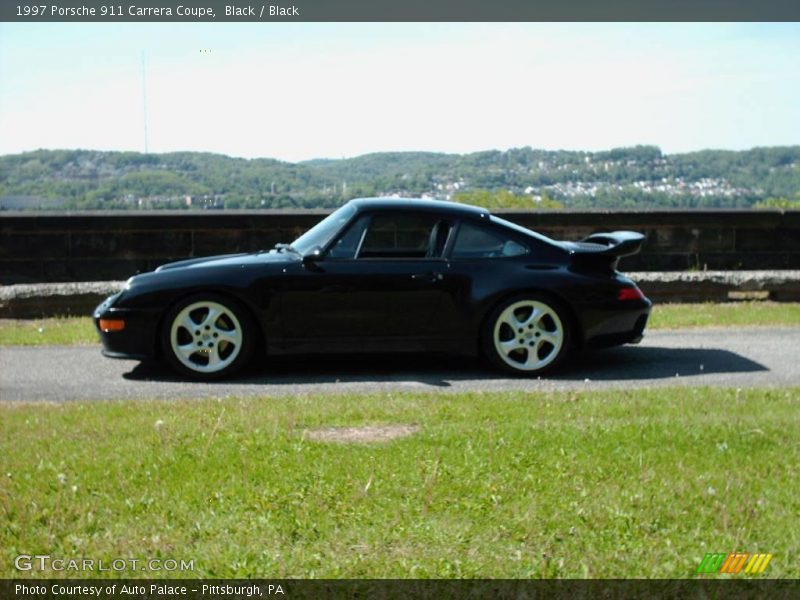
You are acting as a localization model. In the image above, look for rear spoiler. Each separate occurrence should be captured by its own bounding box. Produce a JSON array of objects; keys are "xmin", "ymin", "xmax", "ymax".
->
[{"xmin": 578, "ymin": 231, "xmax": 645, "ymax": 258}]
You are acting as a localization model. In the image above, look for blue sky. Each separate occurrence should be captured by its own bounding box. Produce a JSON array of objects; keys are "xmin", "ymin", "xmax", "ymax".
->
[{"xmin": 0, "ymin": 23, "xmax": 798, "ymax": 161}]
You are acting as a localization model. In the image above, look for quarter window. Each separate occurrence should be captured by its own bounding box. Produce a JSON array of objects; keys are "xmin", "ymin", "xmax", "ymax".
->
[{"xmin": 451, "ymin": 221, "xmax": 529, "ymax": 258}]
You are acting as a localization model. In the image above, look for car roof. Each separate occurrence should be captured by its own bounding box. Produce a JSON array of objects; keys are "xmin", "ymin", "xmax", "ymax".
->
[
  {"xmin": 348, "ymin": 197, "xmax": 566, "ymax": 252},
  {"xmin": 349, "ymin": 197, "xmax": 490, "ymax": 218}
]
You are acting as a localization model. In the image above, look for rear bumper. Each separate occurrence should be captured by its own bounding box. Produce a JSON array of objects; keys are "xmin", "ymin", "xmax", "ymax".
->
[
  {"xmin": 93, "ymin": 295, "xmax": 160, "ymax": 360},
  {"xmin": 580, "ymin": 298, "xmax": 652, "ymax": 349}
]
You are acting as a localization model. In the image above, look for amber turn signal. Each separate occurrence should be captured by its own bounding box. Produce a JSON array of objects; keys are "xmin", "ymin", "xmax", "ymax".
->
[{"xmin": 99, "ymin": 319, "xmax": 125, "ymax": 332}]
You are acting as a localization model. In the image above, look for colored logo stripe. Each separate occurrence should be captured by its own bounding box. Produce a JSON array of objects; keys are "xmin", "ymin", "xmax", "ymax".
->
[
  {"xmin": 744, "ymin": 553, "xmax": 773, "ymax": 574},
  {"xmin": 697, "ymin": 553, "xmax": 727, "ymax": 574},
  {"xmin": 720, "ymin": 553, "xmax": 749, "ymax": 574},
  {"xmin": 697, "ymin": 552, "xmax": 773, "ymax": 575}
]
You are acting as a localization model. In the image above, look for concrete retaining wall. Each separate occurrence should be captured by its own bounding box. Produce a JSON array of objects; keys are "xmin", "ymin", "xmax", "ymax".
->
[
  {"xmin": 2, "ymin": 272, "xmax": 799, "ymax": 319},
  {"xmin": 0, "ymin": 281, "xmax": 124, "ymax": 319},
  {"xmin": 631, "ymin": 270, "xmax": 800, "ymax": 303},
  {"xmin": 2, "ymin": 209, "xmax": 799, "ymax": 284}
]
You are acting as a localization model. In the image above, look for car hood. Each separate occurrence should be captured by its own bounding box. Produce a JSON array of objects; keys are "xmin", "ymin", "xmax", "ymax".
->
[{"xmin": 155, "ymin": 251, "xmax": 297, "ymax": 272}]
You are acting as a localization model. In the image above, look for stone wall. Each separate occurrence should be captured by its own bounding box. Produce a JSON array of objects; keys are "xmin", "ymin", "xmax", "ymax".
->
[
  {"xmin": 4, "ymin": 271, "xmax": 800, "ymax": 318},
  {"xmin": 1, "ymin": 209, "xmax": 799, "ymax": 284}
]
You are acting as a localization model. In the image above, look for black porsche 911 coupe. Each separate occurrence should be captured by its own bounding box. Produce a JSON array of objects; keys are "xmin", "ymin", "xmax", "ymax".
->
[{"xmin": 94, "ymin": 198, "xmax": 651, "ymax": 379}]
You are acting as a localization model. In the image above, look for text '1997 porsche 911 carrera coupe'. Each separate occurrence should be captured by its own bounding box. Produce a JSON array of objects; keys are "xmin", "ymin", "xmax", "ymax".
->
[{"xmin": 94, "ymin": 198, "xmax": 652, "ymax": 380}]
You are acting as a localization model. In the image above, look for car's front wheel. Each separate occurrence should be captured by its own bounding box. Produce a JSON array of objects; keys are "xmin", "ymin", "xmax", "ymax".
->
[
  {"xmin": 483, "ymin": 294, "xmax": 571, "ymax": 375},
  {"xmin": 161, "ymin": 294, "xmax": 255, "ymax": 380}
]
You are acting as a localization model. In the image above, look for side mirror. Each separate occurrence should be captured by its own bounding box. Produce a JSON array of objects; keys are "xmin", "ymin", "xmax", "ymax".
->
[{"xmin": 302, "ymin": 246, "xmax": 324, "ymax": 269}]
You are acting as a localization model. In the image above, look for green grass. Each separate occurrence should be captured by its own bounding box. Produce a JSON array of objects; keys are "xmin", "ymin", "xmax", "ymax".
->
[
  {"xmin": 649, "ymin": 302, "xmax": 800, "ymax": 330},
  {"xmin": 1, "ymin": 388, "xmax": 798, "ymax": 578},
  {"xmin": 1, "ymin": 303, "xmax": 799, "ymax": 347},
  {"xmin": 0, "ymin": 317, "xmax": 96, "ymax": 346}
]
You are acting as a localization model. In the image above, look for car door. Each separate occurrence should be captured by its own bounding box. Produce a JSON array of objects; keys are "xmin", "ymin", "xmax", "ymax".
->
[
  {"xmin": 432, "ymin": 218, "xmax": 534, "ymax": 337},
  {"xmin": 279, "ymin": 211, "xmax": 454, "ymax": 352}
]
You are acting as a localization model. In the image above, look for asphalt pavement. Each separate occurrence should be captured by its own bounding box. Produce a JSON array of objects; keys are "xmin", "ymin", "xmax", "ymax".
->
[{"xmin": 1, "ymin": 327, "xmax": 798, "ymax": 402}]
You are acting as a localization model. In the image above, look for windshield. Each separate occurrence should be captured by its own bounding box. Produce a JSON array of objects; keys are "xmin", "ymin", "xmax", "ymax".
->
[{"xmin": 291, "ymin": 203, "xmax": 357, "ymax": 256}]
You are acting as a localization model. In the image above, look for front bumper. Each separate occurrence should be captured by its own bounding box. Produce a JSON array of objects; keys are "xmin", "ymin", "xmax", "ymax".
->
[{"xmin": 93, "ymin": 293, "xmax": 161, "ymax": 360}]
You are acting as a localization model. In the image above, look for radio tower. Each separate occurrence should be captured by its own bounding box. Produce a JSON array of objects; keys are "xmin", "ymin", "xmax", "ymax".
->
[{"xmin": 141, "ymin": 51, "xmax": 149, "ymax": 153}]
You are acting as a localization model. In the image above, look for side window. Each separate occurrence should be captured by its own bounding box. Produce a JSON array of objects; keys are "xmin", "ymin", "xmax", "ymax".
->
[
  {"xmin": 327, "ymin": 215, "xmax": 369, "ymax": 259},
  {"xmin": 451, "ymin": 221, "xmax": 529, "ymax": 259},
  {"xmin": 358, "ymin": 213, "xmax": 449, "ymax": 259}
]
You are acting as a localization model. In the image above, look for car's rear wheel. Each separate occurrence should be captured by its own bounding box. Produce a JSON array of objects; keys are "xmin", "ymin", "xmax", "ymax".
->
[
  {"xmin": 161, "ymin": 294, "xmax": 254, "ymax": 380},
  {"xmin": 483, "ymin": 294, "xmax": 571, "ymax": 375}
]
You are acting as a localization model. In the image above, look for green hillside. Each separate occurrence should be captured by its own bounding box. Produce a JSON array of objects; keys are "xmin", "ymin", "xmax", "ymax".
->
[{"xmin": 1, "ymin": 145, "xmax": 798, "ymax": 210}]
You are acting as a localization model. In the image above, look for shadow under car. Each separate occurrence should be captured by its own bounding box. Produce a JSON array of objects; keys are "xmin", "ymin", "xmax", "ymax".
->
[{"xmin": 122, "ymin": 345, "xmax": 767, "ymax": 385}]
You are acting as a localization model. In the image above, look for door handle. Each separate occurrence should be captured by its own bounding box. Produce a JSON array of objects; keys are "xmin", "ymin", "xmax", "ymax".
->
[{"xmin": 411, "ymin": 272, "xmax": 443, "ymax": 283}]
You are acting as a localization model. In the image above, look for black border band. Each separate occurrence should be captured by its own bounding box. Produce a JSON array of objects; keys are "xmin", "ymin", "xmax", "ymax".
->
[
  {"xmin": 3, "ymin": 579, "xmax": 800, "ymax": 600},
  {"xmin": 2, "ymin": 0, "xmax": 800, "ymax": 22}
]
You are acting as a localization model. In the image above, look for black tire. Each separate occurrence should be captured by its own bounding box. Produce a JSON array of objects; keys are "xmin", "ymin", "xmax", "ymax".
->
[
  {"xmin": 161, "ymin": 293, "xmax": 255, "ymax": 380},
  {"xmin": 481, "ymin": 293, "xmax": 572, "ymax": 376}
]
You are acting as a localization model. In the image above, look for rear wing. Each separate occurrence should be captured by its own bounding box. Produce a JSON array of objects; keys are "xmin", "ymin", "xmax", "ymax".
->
[{"xmin": 578, "ymin": 231, "xmax": 645, "ymax": 258}]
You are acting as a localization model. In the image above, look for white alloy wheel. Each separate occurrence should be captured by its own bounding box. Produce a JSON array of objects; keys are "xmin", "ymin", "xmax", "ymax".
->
[
  {"xmin": 169, "ymin": 300, "xmax": 244, "ymax": 374},
  {"xmin": 492, "ymin": 299, "xmax": 565, "ymax": 372}
]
